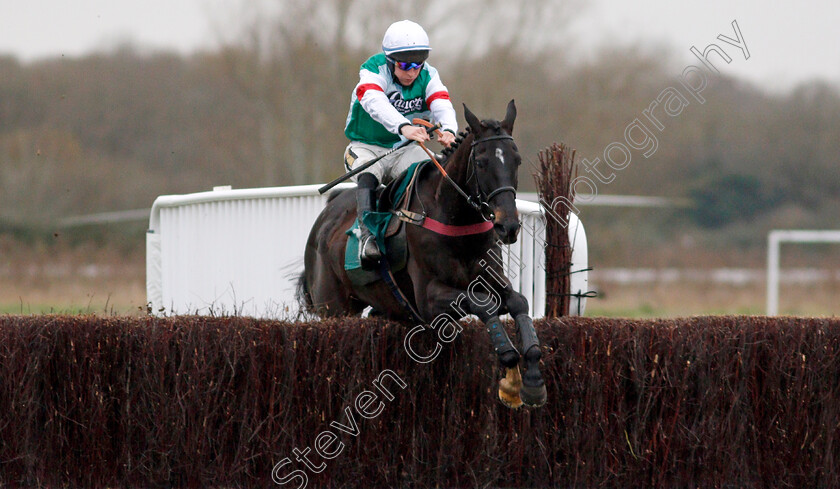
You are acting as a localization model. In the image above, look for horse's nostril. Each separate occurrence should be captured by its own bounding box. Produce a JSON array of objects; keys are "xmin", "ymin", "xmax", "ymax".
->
[
  {"xmin": 494, "ymin": 221, "xmax": 520, "ymax": 244},
  {"xmin": 500, "ymin": 220, "xmax": 518, "ymax": 234}
]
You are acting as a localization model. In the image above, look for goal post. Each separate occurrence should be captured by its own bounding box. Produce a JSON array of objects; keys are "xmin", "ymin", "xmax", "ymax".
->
[{"xmin": 766, "ymin": 230, "xmax": 840, "ymax": 315}]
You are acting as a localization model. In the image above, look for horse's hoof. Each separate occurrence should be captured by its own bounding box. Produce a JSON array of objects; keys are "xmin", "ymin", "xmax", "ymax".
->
[
  {"xmin": 499, "ymin": 389, "xmax": 523, "ymax": 409},
  {"xmin": 520, "ymin": 383, "xmax": 547, "ymax": 408},
  {"xmin": 498, "ymin": 375, "xmax": 523, "ymax": 409}
]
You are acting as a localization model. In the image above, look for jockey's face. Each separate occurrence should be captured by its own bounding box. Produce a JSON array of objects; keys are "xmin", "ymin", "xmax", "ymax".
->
[{"xmin": 394, "ymin": 64, "xmax": 421, "ymax": 86}]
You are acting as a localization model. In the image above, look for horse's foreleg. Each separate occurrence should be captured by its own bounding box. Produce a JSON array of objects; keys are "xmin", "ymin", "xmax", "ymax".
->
[
  {"xmin": 422, "ymin": 280, "xmax": 520, "ymax": 367},
  {"xmin": 484, "ymin": 314, "xmax": 524, "ymax": 409},
  {"xmin": 484, "ymin": 315, "xmax": 520, "ymax": 367},
  {"xmin": 505, "ymin": 291, "xmax": 546, "ymax": 407},
  {"xmin": 420, "ymin": 279, "xmax": 523, "ymax": 408}
]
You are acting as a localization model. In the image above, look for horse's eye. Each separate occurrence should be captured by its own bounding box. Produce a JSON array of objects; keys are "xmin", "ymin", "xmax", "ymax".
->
[{"xmin": 474, "ymin": 154, "xmax": 490, "ymax": 168}]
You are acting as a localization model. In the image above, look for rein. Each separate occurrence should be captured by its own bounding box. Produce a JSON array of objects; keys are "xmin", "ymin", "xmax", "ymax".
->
[{"xmin": 416, "ymin": 129, "xmax": 517, "ymax": 223}]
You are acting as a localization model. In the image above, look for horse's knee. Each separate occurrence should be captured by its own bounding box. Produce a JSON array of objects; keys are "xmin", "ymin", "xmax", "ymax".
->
[
  {"xmin": 507, "ymin": 292, "xmax": 529, "ymax": 317},
  {"xmin": 426, "ymin": 290, "xmax": 482, "ymax": 321}
]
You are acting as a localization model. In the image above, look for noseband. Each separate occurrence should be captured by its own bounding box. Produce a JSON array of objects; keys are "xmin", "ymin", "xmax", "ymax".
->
[{"xmin": 467, "ymin": 134, "xmax": 517, "ymax": 221}]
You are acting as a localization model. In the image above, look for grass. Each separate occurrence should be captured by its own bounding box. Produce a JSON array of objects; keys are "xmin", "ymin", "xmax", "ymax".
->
[
  {"xmin": 0, "ymin": 302, "xmax": 146, "ymax": 316},
  {"xmin": 2, "ymin": 237, "xmax": 839, "ymax": 319},
  {"xmin": 0, "ymin": 239, "xmax": 147, "ymax": 316},
  {"xmin": 7, "ymin": 277, "xmax": 835, "ymax": 319},
  {"xmin": 589, "ymin": 280, "xmax": 839, "ymax": 317},
  {"xmin": 0, "ymin": 271, "xmax": 147, "ymax": 316}
]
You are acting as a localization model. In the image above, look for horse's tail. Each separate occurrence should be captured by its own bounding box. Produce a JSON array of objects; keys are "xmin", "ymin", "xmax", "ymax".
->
[{"xmin": 296, "ymin": 271, "xmax": 314, "ymax": 314}]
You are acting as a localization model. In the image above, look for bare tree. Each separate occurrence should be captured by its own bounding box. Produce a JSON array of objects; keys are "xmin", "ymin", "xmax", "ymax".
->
[{"xmin": 215, "ymin": 0, "xmax": 580, "ymax": 185}]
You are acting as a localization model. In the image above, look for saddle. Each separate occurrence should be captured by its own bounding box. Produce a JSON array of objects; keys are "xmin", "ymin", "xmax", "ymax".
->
[{"xmin": 344, "ymin": 161, "xmax": 429, "ymax": 286}]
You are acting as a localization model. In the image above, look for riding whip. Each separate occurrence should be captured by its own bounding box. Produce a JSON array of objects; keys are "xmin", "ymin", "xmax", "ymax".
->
[{"xmin": 318, "ymin": 120, "xmax": 441, "ymax": 194}]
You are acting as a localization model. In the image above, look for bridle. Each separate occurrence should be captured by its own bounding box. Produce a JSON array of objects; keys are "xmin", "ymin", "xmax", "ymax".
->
[
  {"xmin": 415, "ymin": 124, "xmax": 519, "ymax": 222},
  {"xmin": 465, "ymin": 133, "xmax": 517, "ymax": 221}
]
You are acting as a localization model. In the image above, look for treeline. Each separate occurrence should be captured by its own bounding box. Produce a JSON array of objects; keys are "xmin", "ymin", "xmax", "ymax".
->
[{"xmin": 1, "ymin": 39, "xmax": 838, "ymax": 259}]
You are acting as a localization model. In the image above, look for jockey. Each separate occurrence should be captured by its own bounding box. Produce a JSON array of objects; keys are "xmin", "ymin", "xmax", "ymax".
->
[{"xmin": 344, "ymin": 19, "xmax": 458, "ymax": 266}]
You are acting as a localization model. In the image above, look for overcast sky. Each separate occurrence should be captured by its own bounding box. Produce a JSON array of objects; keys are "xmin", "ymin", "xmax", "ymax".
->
[{"xmin": 1, "ymin": 0, "xmax": 838, "ymax": 93}]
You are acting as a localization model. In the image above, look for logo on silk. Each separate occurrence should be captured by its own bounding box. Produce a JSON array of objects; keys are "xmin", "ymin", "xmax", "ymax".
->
[{"xmin": 388, "ymin": 91, "xmax": 423, "ymax": 114}]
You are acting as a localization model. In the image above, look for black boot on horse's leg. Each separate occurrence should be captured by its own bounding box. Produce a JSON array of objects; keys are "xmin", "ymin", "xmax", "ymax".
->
[
  {"xmin": 485, "ymin": 316, "xmax": 523, "ymax": 408},
  {"xmin": 356, "ymin": 174, "xmax": 382, "ymax": 267},
  {"xmin": 486, "ymin": 316, "xmax": 519, "ymax": 367},
  {"xmin": 515, "ymin": 314, "xmax": 547, "ymax": 407}
]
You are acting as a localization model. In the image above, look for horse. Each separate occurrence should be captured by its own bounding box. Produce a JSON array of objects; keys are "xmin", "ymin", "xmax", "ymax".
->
[{"xmin": 300, "ymin": 100, "xmax": 546, "ymax": 408}]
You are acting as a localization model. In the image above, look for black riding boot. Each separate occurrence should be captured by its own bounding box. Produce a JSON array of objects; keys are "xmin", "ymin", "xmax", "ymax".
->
[{"xmin": 356, "ymin": 187, "xmax": 382, "ymax": 266}]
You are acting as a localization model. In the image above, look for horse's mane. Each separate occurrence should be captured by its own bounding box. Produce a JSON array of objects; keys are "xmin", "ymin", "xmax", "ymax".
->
[
  {"xmin": 439, "ymin": 126, "xmax": 473, "ymax": 164},
  {"xmin": 438, "ymin": 118, "xmax": 507, "ymax": 165}
]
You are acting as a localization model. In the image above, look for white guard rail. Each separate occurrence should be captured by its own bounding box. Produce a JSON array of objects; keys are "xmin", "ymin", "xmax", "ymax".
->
[{"xmin": 147, "ymin": 184, "xmax": 588, "ymax": 319}]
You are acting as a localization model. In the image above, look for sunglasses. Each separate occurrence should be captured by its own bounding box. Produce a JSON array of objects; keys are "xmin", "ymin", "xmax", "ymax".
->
[{"xmin": 391, "ymin": 60, "xmax": 424, "ymax": 71}]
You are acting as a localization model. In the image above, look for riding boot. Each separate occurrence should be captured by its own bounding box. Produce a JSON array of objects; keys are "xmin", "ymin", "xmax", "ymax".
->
[{"xmin": 356, "ymin": 187, "xmax": 382, "ymax": 266}]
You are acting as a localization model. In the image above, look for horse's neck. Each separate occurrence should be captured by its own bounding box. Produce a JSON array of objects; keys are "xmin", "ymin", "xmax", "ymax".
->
[
  {"xmin": 431, "ymin": 133, "xmax": 477, "ymax": 220},
  {"xmin": 443, "ymin": 134, "xmax": 473, "ymax": 186}
]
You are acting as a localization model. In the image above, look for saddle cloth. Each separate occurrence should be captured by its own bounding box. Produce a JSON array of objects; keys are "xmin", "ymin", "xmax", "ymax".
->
[{"xmin": 344, "ymin": 161, "xmax": 427, "ymax": 285}]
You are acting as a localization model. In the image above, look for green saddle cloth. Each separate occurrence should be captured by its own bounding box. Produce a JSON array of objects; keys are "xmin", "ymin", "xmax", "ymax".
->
[{"xmin": 344, "ymin": 161, "xmax": 424, "ymax": 284}]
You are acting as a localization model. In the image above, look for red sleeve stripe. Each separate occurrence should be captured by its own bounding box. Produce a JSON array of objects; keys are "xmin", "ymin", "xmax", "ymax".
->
[
  {"xmin": 356, "ymin": 83, "xmax": 384, "ymax": 100},
  {"xmin": 426, "ymin": 91, "xmax": 451, "ymax": 105}
]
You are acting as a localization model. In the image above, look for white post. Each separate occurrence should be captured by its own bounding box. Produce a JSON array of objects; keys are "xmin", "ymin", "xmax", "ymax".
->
[
  {"xmin": 766, "ymin": 231, "xmax": 781, "ymax": 316},
  {"xmin": 766, "ymin": 230, "xmax": 840, "ymax": 316}
]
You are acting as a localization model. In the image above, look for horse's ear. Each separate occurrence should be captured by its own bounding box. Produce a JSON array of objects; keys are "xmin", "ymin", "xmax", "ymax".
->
[
  {"xmin": 463, "ymin": 103, "xmax": 482, "ymax": 134},
  {"xmin": 502, "ymin": 99, "xmax": 516, "ymax": 135}
]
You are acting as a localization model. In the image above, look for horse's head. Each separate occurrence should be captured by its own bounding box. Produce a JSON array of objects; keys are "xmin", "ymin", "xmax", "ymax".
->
[{"xmin": 463, "ymin": 100, "xmax": 521, "ymax": 244}]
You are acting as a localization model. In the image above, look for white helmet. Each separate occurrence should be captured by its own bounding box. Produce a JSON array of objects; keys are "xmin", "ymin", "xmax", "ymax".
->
[{"xmin": 382, "ymin": 20, "xmax": 431, "ymax": 58}]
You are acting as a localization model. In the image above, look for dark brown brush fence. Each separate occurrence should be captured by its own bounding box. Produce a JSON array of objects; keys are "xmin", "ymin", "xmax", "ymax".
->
[{"xmin": 1, "ymin": 315, "xmax": 839, "ymax": 488}]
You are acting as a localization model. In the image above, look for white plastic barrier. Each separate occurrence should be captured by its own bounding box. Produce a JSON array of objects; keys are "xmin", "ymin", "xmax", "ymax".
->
[{"xmin": 147, "ymin": 184, "xmax": 588, "ymax": 319}]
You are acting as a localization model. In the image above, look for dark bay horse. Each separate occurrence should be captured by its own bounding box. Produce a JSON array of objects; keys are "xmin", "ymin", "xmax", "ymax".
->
[{"xmin": 300, "ymin": 100, "xmax": 546, "ymax": 408}]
